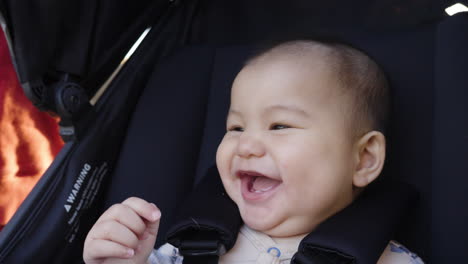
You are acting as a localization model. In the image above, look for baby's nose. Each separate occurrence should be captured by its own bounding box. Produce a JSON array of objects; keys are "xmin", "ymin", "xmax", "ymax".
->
[{"xmin": 236, "ymin": 132, "xmax": 266, "ymax": 158}]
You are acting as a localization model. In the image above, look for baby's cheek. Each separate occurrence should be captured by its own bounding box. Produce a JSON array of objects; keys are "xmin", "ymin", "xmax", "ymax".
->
[
  {"xmin": 216, "ymin": 139, "xmax": 238, "ymax": 192},
  {"xmin": 275, "ymin": 144, "xmax": 302, "ymax": 170},
  {"xmin": 216, "ymin": 138, "xmax": 231, "ymax": 170}
]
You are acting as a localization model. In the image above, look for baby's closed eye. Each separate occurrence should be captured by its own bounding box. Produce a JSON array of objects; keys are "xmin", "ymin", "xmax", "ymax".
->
[
  {"xmin": 227, "ymin": 125, "xmax": 244, "ymax": 132},
  {"xmin": 269, "ymin": 123, "xmax": 291, "ymax": 130}
]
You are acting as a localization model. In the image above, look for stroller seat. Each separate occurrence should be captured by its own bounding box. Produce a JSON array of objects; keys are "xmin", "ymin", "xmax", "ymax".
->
[
  {"xmin": 0, "ymin": 11, "xmax": 467, "ymax": 264},
  {"xmin": 104, "ymin": 14, "xmax": 468, "ymax": 262}
]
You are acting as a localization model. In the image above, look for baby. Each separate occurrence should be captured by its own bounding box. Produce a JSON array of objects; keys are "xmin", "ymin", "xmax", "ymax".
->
[{"xmin": 83, "ymin": 40, "xmax": 423, "ymax": 264}]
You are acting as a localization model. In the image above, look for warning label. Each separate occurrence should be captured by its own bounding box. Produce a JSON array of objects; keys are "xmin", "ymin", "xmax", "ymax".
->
[
  {"xmin": 64, "ymin": 162, "xmax": 108, "ymax": 243},
  {"xmin": 64, "ymin": 163, "xmax": 91, "ymax": 212}
]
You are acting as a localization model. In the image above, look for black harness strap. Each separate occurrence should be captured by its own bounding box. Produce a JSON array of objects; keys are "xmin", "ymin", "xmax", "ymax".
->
[
  {"xmin": 292, "ymin": 179, "xmax": 417, "ymax": 264},
  {"xmin": 166, "ymin": 166, "xmax": 242, "ymax": 264},
  {"xmin": 183, "ymin": 255, "xmax": 219, "ymax": 264},
  {"xmin": 167, "ymin": 166, "xmax": 417, "ymax": 264},
  {"xmin": 292, "ymin": 246, "xmax": 355, "ymax": 264}
]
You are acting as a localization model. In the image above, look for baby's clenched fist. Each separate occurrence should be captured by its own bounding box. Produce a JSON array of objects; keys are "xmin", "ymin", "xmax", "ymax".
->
[{"xmin": 83, "ymin": 197, "xmax": 161, "ymax": 264}]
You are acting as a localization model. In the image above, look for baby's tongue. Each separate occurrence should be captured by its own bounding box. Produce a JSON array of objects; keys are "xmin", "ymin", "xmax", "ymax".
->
[{"xmin": 252, "ymin": 176, "xmax": 280, "ymax": 192}]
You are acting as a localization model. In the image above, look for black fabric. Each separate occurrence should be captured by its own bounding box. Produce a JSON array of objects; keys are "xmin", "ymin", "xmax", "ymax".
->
[
  {"xmin": 293, "ymin": 180, "xmax": 417, "ymax": 264},
  {"xmin": 193, "ymin": 46, "xmax": 253, "ymax": 185},
  {"xmin": 189, "ymin": 0, "xmax": 447, "ymax": 45},
  {"xmin": 168, "ymin": 165, "xmax": 416, "ymax": 264},
  {"xmin": 103, "ymin": 46, "xmax": 216, "ymax": 247},
  {"xmin": 292, "ymin": 247, "xmax": 355, "ymax": 264},
  {"xmin": 164, "ymin": 44, "xmax": 420, "ymax": 263},
  {"xmin": 107, "ymin": 15, "xmax": 468, "ymax": 263},
  {"xmin": 0, "ymin": 0, "xmax": 166, "ymax": 85},
  {"xmin": 432, "ymin": 13, "xmax": 468, "ymax": 263},
  {"xmin": 81, "ymin": 0, "xmax": 200, "ymax": 97},
  {"xmin": 0, "ymin": 43, "xmax": 141, "ymax": 263},
  {"xmin": 335, "ymin": 28, "xmax": 435, "ymax": 259},
  {"xmin": 168, "ymin": 16, "xmax": 468, "ymax": 262},
  {"xmin": 0, "ymin": 13, "xmax": 193, "ymax": 262},
  {"xmin": 190, "ymin": 34, "xmax": 434, "ymax": 259},
  {"xmin": 166, "ymin": 166, "xmax": 242, "ymax": 253},
  {"xmin": 183, "ymin": 12, "xmax": 468, "ymax": 263},
  {"xmin": 0, "ymin": 3, "xmax": 466, "ymax": 262},
  {"xmin": 1, "ymin": 0, "xmax": 450, "ymax": 112},
  {"xmin": 183, "ymin": 255, "xmax": 219, "ymax": 264},
  {"xmin": 0, "ymin": 0, "xmax": 201, "ymax": 117}
]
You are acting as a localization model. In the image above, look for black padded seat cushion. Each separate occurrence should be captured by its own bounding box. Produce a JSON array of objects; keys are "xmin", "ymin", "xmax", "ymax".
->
[
  {"xmin": 189, "ymin": 33, "xmax": 436, "ymax": 258},
  {"xmin": 103, "ymin": 15, "xmax": 468, "ymax": 260},
  {"xmin": 103, "ymin": 46, "xmax": 217, "ymax": 246},
  {"xmin": 195, "ymin": 33, "xmax": 433, "ymax": 256},
  {"xmin": 107, "ymin": 40, "xmax": 431, "ymax": 253}
]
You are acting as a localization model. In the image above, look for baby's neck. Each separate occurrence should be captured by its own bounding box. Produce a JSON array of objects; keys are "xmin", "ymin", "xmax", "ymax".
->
[{"xmin": 270, "ymin": 232, "xmax": 308, "ymax": 245}]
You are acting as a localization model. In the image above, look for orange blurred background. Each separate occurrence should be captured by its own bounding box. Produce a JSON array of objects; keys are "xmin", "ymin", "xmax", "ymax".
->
[{"xmin": 0, "ymin": 28, "xmax": 63, "ymax": 231}]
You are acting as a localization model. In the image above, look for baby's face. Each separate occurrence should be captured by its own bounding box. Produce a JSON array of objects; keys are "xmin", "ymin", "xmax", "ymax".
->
[{"xmin": 216, "ymin": 57, "xmax": 359, "ymax": 237}]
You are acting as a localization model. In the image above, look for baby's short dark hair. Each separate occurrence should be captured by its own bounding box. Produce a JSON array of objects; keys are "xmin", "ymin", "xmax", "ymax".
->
[{"xmin": 246, "ymin": 39, "xmax": 390, "ymax": 136}]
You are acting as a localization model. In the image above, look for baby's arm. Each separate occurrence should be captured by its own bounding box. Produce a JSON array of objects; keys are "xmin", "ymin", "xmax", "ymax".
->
[{"xmin": 83, "ymin": 197, "xmax": 161, "ymax": 264}]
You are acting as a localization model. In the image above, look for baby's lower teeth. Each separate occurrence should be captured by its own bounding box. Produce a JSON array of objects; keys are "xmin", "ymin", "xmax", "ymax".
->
[{"xmin": 253, "ymin": 186, "xmax": 274, "ymax": 193}]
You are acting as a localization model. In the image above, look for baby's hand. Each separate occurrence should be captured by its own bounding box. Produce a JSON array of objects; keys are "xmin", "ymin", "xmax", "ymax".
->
[{"xmin": 83, "ymin": 197, "xmax": 161, "ymax": 264}]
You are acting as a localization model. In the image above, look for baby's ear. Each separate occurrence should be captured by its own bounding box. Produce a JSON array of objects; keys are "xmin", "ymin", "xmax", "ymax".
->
[{"xmin": 353, "ymin": 131, "xmax": 386, "ymax": 188}]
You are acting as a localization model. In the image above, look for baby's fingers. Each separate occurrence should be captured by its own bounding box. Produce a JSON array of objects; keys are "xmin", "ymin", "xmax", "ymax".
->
[
  {"xmin": 89, "ymin": 220, "xmax": 140, "ymax": 249},
  {"xmin": 84, "ymin": 239, "xmax": 134, "ymax": 263},
  {"xmin": 98, "ymin": 203, "xmax": 147, "ymax": 238},
  {"xmin": 121, "ymin": 197, "xmax": 161, "ymax": 223}
]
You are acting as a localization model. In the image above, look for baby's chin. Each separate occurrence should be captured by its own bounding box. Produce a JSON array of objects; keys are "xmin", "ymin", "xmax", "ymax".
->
[
  {"xmin": 241, "ymin": 209, "xmax": 294, "ymax": 237},
  {"xmin": 241, "ymin": 206, "xmax": 278, "ymax": 229},
  {"xmin": 242, "ymin": 209, "xmax": 318, "ymax": 238}
]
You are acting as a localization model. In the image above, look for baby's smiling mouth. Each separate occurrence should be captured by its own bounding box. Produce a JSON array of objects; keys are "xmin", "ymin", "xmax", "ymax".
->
[{"xmin": 237, "ymin": 170, "xmax": 282, "ymax": 201}]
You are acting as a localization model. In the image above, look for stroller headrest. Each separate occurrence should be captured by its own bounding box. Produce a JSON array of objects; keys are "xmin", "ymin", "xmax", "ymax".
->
[{"xmin": 106, "ymin": 13, "xmax": 468, "ymax": 263}]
